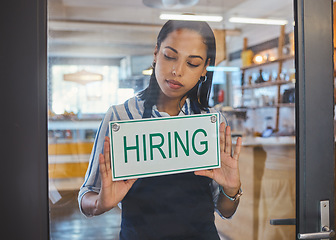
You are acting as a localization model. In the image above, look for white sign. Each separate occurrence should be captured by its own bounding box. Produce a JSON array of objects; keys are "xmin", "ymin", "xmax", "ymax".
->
[{"xmin": 109, "ymin": 113, "xmax": 220, "ymax": 180}]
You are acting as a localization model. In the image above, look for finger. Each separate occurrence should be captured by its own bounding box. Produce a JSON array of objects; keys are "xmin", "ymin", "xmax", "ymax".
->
[
  {"xmin": 232, "ymin": 137, "xmax": 242, "ymax": 161},
  {"xmin": 99, "ymin": 153, "xmax": 108, "ymax": 178},
  {"xmin": 104, "ymin": 137, "xmax": 111, "ymax": 170},
  {"xmin": 225, "ymin": 125, "xmax": 232, "ymax": 156},
  {"xmin": 219, "ymin": 122, "xmax": 225, "ymax": 153}
]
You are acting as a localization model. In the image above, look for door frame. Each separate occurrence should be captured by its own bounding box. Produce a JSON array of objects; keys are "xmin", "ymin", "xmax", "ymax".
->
[
  {"xmin": 294, "ymin": 0, "xmax": 335, "ymax": 237},
  {"xmin": 1, "ymin": 0, "xmax": 335, "ymax": 239},
  {"xmin": 1, "ymin": 0, "xmax": 49, "ymax": 239}
]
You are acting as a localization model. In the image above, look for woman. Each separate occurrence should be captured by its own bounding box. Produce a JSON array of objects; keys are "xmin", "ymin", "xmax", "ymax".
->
[{"xmin": 79, "ymin": 20, "xmax": 242, "ymax": 239}]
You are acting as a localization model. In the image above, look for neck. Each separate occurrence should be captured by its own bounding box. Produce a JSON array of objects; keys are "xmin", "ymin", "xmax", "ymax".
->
[{"xmin": 156, "ymin": 94, "xmax": 187, "ymax": 116}]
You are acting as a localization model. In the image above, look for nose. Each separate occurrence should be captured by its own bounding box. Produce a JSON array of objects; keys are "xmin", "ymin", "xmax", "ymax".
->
[{"xmin": 172, "ymin": 61, "xmax": 183, "ymax": 77}]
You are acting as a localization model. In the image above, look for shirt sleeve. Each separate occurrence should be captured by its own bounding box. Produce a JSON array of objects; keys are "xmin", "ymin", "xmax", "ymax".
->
[{"xmin": 78, "ymin": 106, "xmax": 115, "ymax": 214}]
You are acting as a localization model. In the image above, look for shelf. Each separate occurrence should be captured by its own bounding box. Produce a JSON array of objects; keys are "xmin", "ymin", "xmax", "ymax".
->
[
  {"xmin": 48, "ymin": 120, "xmax": 101, "ymax": 130},
  {"xmin": 241, "ymin": 103, "xmax": 295, "ymax": 109},
  {"xmin": 236, "ymin": 79, "xmax": 295, "ymax": 90},
  {"xmin": 277, "ymin": 103, "xmax": 295, "ymax": 108},
  {"xmin": 239, "ymin": 28, "xmax": 293, "ymax": 132},
  {"xmin": 241, "ymin": 54, "xmax": 294, "ymax": 71}
]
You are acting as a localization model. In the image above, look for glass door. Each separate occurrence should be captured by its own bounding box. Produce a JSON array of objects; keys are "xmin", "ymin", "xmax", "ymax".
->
[
  {"xmin": 45, "ymin": 1, "xmax": 334, "ymax": 240},
  {"xmin": 3, "ymin": 0, "xmax": 334, "ymax": 239}
]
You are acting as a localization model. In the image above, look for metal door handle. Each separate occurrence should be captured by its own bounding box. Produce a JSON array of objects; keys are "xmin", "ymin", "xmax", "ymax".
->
[
  {"xmin": 298, "ymin": 200, "xmax": 334, "ymax": 240},
  {"xmin": 270, "ymin": 218, "xmax": 296, "ymax": 225},
  {"xmin": 298, "ymin": 226, "xmax": 335, "ymax": 239}
]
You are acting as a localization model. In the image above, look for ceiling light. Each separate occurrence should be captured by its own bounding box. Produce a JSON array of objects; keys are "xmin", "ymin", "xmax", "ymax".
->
[
  {"xmin": 229, "ymin": 17, "xmax": 288, "ymax": 25},
  {"xmin": 160, "ymin": 13, "xmax": 223, "ymax": 22},
  {"xmin": 206, "ymin": 66, "xmax": 240, "ymax": 72}
]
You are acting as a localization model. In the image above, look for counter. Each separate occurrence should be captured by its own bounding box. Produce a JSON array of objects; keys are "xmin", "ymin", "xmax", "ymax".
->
[
  {"xmin": 216, "ymin": 136, "xmax": 296, "ymax": 240},
  {"xmin": 241, "ymin": 136, "xmax": 295, "ymax": 146}
]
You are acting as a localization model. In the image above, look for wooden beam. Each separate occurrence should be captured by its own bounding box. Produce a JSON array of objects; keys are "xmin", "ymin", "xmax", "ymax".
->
[
  {"xmin": 275, "ymin": 25, "xmax": 286, "ymax": 131},
  {"xmin": 213, "ymin": 29, "xmax": 227, "ymax": 65}
]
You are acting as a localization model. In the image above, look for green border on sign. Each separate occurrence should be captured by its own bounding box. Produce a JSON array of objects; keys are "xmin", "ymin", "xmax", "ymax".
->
[
  {"xmin": 109, "ymin": 113, "xmax": 220, "ymax": 180},
  {"xmin": 113, "ymin": 164, "xmax": 220, "ymax": 180}
]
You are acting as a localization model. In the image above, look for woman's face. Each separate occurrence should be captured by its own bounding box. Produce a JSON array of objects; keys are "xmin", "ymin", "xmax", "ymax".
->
[{"xmin": 153, "ymin": 29, "xmax": 209, "ymax": 101}]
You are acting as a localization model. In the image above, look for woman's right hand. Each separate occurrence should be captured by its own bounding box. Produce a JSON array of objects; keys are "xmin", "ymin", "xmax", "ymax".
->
[{"xmin": 95, "ymin": 136, "xmax": 137, "ymax": 215}]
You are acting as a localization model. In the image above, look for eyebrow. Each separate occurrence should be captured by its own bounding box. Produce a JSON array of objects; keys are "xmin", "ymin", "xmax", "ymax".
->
[{"xmin": 164, "ymin": 46, "xmax": 204, "ymax": 61}]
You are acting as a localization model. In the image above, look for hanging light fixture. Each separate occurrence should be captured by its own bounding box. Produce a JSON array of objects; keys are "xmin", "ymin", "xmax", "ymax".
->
[
  {"xmin": 143, "ymin": 0, "xmax": 199, "ymax": 9},
  {"xmin": 160, "ymin": 13, "xmax": 223, "ymax": 22},
  {"xmin": 63, "ymin": 70, "xmax": 103, "ymax": 85}
]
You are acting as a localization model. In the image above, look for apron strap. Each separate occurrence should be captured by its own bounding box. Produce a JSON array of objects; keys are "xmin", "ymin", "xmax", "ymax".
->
[
  {"xmin": 142, "ymin": 104, "xmax": 152, "ymax": 119},
  {"xmin": 143, "ymin": 99, "xmax": 201, "ymax": 119},
  {"xmin": 190, "ymin": 99, "xmax": 201, "ymax": 114}
]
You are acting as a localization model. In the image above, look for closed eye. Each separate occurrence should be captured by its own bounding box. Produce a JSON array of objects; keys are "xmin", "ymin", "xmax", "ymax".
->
[
  {"xmin": 164, "ymin": 54, "xmax": 176, "ymax": 60},
  {"xmin": 187, "ymin": 62, "xmax": 200, "ymax": 68}
]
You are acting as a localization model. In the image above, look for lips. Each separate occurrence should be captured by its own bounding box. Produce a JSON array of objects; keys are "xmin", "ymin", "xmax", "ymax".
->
[{"xmin": 166, "ymin": 79, "xmax": 183, "ymax": 89}]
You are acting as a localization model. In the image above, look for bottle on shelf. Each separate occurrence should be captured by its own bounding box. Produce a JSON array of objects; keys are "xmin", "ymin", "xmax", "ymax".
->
[
  {"xmin": 261, "ymin": 116, "xmax": 274, "ymax": 137},
  {"xmin": 241, "ymin": 72, "xmax": 245, "ymax": 86},
  {"xmin": 248, "ymin": 75, "xmax": 253, "ymax": 85},
  {"xmin": 255, "ymin": 69, "xmax": 265, "ymax": 84}
]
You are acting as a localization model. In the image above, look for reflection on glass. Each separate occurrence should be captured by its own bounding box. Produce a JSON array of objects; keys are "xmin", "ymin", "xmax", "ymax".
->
[
  {"xmin": 48, "ymin": 0, "xmax": 296, "ymax": 239},
  {"xmin": 77, "ymin": 19, "xmax": 244, "ymax": 240},
  {"xmin": 50, "ymin": 64, "xmax": 123, "ymax": 115}
]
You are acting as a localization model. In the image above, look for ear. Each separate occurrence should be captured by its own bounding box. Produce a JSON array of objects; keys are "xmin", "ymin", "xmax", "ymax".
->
[
  {"xmin": 201, "ymin": 58, "xmax": 210, "ymax": 77},
  {"xmin": 153, "ymin": 45, "xmax": 158, "ymax": 62}
]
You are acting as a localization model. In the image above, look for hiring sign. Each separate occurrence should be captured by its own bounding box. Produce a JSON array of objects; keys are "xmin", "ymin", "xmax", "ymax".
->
[{"xmin": 109, "ymin": 113, "xmax": 220, "ymax": 180}]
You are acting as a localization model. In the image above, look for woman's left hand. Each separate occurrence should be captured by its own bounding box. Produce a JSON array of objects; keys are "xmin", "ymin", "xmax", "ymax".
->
[{"xmin": 194, "ymin": 122, "xmax": 242, "ymax": 197}]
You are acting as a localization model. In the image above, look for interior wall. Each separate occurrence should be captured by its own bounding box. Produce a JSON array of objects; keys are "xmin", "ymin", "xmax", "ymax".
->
[{"xmin": 227, "ymin": 22, "xmax": 295, "ymax": 57}]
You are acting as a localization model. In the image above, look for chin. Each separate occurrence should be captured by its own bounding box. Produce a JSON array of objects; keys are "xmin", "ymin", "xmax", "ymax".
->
[{"xmin": 160, "ymin": 91, "xmax": 183, "ymax": 100}]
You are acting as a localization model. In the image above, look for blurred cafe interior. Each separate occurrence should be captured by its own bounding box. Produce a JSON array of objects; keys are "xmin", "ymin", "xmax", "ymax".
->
[{"xmin": 46, "ymin": 0, "xmax": 334, "ymax": 239}]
